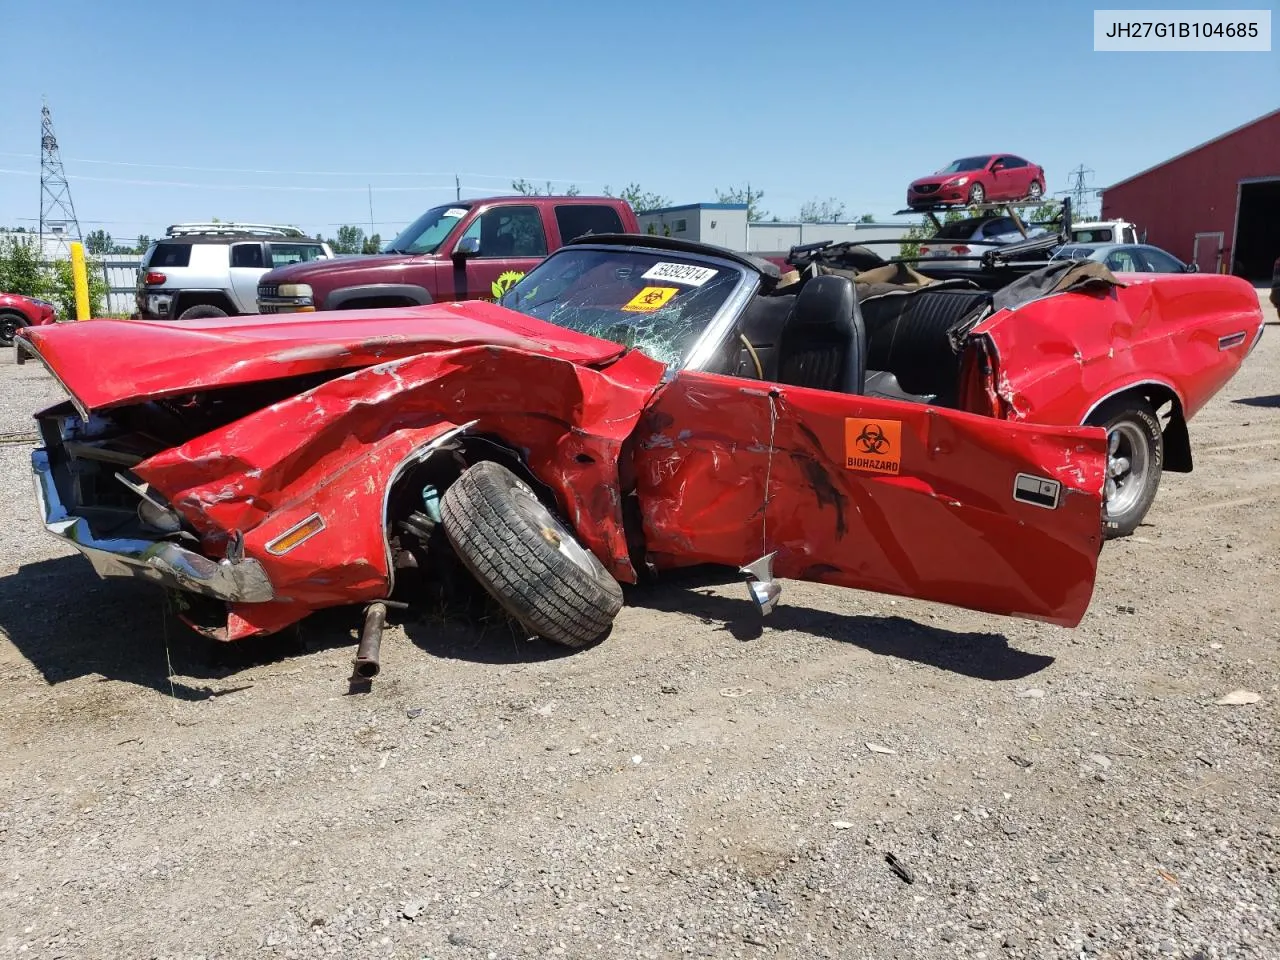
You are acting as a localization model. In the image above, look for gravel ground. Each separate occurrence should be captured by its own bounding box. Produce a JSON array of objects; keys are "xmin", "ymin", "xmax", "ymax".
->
[{"xmin": 0, "ymin": 299, "xmax": 1277, "ymax": 960}]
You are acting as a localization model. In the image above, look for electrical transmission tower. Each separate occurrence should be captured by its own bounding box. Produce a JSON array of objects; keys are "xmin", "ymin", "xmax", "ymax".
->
[
  {"xmin": 1058, "ymin": 164, "xmax": 1097, "ymax": 220},
  {"xmin": 39, "ymin": 99, "xmax": 82, "ymax": 259}
]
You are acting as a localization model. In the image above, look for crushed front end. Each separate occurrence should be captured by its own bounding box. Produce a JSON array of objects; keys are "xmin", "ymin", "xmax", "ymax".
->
[{"xmin": 31, "ymin": 401, "xmax": 274, "ymax": 607}]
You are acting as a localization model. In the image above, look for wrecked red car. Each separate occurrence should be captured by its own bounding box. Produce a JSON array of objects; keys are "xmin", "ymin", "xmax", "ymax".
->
[{"xmin": 16, "ymin": 233, "xmax": 1254, "ymax": 655}]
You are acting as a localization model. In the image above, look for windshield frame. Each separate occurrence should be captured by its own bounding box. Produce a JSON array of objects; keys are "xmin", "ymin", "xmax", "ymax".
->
[{"xmin": 500, "ymin": 241, "xmax": 762, "ymax": 374}]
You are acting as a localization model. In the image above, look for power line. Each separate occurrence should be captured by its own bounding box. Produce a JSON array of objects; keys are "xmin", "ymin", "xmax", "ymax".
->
[{"xmin": 0, "ymin": 151, "xmax": 595, "ymax": 184}]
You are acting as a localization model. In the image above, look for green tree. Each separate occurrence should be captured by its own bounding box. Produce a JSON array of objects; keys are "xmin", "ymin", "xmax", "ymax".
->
[
  {"xmin": 0, "ymin": 235, "xmax": 106, "ymax": 316},
  {"xmin": 714, "ymin": 184, "xmax": 767, "ymax": 222},
  {"xmin": 134, "ymin": 234, "xmax": 152, "ymax": 254},
  {"xmin": 361, "ymin": 233, "xmax": 382, "ymax": 255},
  {"xmin": 603, "ymin": 182, "xmax": 670, "ymax": 213},
  {"xmin": 329, "ymin": 224, "xmax": 366, "ymax": 254},
  {"xmin": 85, "ymin": 229, "xmax": 113, "ymax": 255},
  {"xmin": 857, "ymin": 213, "xmax": 876, "ymax": 224},
  {"xmin": 511, "ymin": 178, "xmax": 580, "ymax": 197},
  {"xmin": 0, "ymin": 235, "xmax": 49, "ymax": 298},
  {"xmin": 48, "ymin": 257, "xmax": 107, "ymax": 318},
  {"xmin": 797, "ymin": 197, "xmax": 846, "ymax": 223}
]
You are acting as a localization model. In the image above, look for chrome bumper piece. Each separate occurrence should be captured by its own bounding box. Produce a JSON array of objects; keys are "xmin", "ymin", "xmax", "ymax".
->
[{"xmin": 31, "ymin": 449, "xmax": 274, "ymax": 604}]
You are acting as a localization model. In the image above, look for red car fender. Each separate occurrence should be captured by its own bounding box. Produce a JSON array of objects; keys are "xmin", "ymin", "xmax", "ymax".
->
[
  {"xmin": 975, "ymin": 275, "xmax": 1264, "ymax": 429},
  {"xmin": 133, "ymin": 345, "xmax": 668, "ymax": 639}
]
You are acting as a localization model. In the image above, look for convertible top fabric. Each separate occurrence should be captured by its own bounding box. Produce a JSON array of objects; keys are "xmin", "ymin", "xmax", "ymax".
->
[{"xmin": 991, "ymin": 260, "xmax": 1123, "ymax": 312}]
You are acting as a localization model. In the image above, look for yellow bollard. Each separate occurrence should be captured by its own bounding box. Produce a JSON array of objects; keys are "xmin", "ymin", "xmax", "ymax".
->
[{"xmin": 69, "ymin": 241, "xmax": 90, "ymax": 320}]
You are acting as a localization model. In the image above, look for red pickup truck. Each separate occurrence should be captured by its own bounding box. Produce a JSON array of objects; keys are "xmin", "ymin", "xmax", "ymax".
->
[{"xmin": 256, "ymin": 195, "xmax": 639, "ymax": 314}]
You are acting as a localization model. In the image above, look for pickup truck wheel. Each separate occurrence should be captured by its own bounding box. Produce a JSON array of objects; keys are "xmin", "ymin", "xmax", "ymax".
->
[
  {"xmin": 177, "ymin": 304, "xmax": 228, "ymax": 320},
  {"xmin": 0, "ymin": 312, "xmax": 27, "ymax": 346},
  {"xmin": 1090, "ymin": 397, "xmax": 1163, "ymax": 539},
  {"xmin": 440, "ymin": 460, "xmax": 624, "ymax": 649}
]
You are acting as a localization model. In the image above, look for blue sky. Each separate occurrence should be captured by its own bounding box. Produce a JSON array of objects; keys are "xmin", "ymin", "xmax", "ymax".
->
[{"xmin": 1, "ymin": 0, "xmax": 1276, "ymax": 242}]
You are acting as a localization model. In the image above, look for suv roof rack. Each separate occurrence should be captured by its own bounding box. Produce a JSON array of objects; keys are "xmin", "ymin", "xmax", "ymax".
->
[{"xmin": 165, "ymin": 222, "xmax": 306, "ymax": 238}]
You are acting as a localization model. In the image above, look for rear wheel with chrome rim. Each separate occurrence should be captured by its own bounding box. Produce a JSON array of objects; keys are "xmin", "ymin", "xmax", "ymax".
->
[{"xmin": 1088, "ymin": 397, "xmax": 1164, "ymax": 539}]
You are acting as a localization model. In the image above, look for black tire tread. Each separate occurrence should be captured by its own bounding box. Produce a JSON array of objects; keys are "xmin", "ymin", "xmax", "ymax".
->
[{"xmin": 440, "ymin": 461, "xmax": 623, "ymax": 648}]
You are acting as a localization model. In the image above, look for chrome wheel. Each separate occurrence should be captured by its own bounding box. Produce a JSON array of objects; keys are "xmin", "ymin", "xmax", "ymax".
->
[
  {"xmin": 969, "ymin": 183, "xmax": 985, "ymax": 204},
  {"xmin": 1104, "ymin": 421, "xmax": 1150, "ymax": 520},
  {"xmin": 1028, "ymin": 180, "xmax": 1043, "ymax": 200},
  {"xmin": 510, "ymin": 485, "xmax": 602, "ymax": 578}
]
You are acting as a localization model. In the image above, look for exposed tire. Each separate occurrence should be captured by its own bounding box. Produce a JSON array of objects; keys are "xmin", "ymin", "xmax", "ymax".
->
[
  {"xmin": 968, "ymin": 182, "xmax": 986, "ymax": 205},
  {"xmin": 440, "ymin": 460, "xmax": 623, "ymax": 648},
  {"xmin": 1088, "ymin": 397, "xmax": 1163, "ymax": 539},
  {"xmin": 1027, "ymin": 179, "xmax": 1044, "ymax": 200},
  {"xmin": 176, "ymin": 304, "xmax": 229, "ymax": 320},
  {"xmin": 0, "ymin": 312, "xmax": 27, "ymax": 347}
]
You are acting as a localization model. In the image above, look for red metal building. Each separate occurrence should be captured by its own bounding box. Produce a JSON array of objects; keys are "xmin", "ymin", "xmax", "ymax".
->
[{"xmin": 1101, "ymin": 108, "xmax": 1280, "ymax": 279}]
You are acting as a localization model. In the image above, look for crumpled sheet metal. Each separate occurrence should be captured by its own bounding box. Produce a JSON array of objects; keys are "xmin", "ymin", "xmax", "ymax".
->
[
  {"xmin": 978, "ymin": 272, "xmax": 1266, "ymax": 425},
  {"xmin": 133, "ymin": 344, "xmax": 666, "ymax": 640},
  {"xmin": 18, "ymin": 299, "xmax": 628, "ymax": 413},
  {"xmin": 634, "ymin": 372, "xmax": 1107, "ymax": 628}
]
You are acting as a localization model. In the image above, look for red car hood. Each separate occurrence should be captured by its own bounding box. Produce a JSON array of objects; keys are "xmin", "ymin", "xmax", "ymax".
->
[{"xmin": 19, "ymin": 300, "xmax": 628, "ymax": 412}]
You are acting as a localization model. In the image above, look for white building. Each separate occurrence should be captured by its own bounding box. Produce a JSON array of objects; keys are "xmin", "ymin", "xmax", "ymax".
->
[{"xmin": 635, "ymin": 203, "xmax": 913, "ymax": 255}]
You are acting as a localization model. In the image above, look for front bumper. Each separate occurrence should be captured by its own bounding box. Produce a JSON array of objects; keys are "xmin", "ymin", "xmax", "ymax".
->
[
  {"xmin": 31, "ymin": 448, "xmax": 274, "ymax": 603},
  {"xmin": 257, "ymin": 299, "xmax": 315, "ymax": 314},
  {"xmin": 908, "ymin": 184, "xmax": 969, "ymax": 207}
]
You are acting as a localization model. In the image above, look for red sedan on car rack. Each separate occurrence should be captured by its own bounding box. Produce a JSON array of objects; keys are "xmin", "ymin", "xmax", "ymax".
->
[{"xmin": 908, "ymin": 154, "xmax": 1046, "ymax": 209}]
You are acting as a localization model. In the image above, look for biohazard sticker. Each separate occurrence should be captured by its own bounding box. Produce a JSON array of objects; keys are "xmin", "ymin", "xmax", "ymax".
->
[
  {"xmin": 844, "ymin": 418, "xmax": 902, "ymax": 474},
  {"xmin": 622, "ymin": 286, "xmax": 679, "ymax": 313}
]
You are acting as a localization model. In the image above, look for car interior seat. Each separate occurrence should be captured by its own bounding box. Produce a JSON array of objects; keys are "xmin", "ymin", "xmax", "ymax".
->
[
  {"xmin": 775, "ymin": 274, "xmax": 866, "ymax": 395},
  {"xmin": 775, "ymin": 275, "xmax": 936, "ymax": 403}
]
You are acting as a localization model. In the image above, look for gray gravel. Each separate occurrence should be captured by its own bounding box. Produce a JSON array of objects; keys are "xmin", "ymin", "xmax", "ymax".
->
[{"xmin": 0, "ymin": 303, "xmax": 1277, "ymax": 960}]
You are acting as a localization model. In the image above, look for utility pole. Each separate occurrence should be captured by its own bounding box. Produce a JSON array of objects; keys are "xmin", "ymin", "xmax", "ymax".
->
[
  {"xmin": 367, "ymin": 184, "xmax": 375, "ymax": 237},
  {"xmin": 39, "ymin": 98, "xmax": 82, "ymax": 259},
  {"xmin": 455, "ymin": 174, "xmax": 461, "ymax": 202}
]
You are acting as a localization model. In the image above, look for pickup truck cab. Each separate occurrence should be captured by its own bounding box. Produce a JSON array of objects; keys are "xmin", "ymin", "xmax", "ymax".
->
[
  {"xmin": 1071, "ymin": 219, "xmax": 1140, "ymax": 245},
  {"xmin": 257, "ymin": 195, "xmax": 638, "ymax": 313}
]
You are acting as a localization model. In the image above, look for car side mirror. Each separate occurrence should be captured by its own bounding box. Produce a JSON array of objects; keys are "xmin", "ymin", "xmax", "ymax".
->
[
  {"xmin": 1185, "ymin": 262, "xmax": 1199, "ymax": 273},
  {"xmin": 453, "ymin": 236, "xmax": 480, "ymax": 259}
]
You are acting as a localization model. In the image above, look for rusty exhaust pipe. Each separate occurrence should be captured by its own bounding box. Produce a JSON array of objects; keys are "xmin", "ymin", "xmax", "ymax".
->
[{"xmin": 352, "ymin": 601, "xmax": 386, "ymax": 680}]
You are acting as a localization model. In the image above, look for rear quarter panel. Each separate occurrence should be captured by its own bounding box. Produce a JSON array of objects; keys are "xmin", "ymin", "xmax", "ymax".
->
[{"xmin": 978, "ymin": 274, "xmax": 1265, "ymax": 425}]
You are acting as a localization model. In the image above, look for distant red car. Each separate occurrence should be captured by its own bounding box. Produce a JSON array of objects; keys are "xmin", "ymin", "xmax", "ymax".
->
[
  {"xmin": 908, "ymin": 154, "xmax": 1046, "ymax": 209},
  {"xmin": 0, "ymin": 292, "xmax": 57, "ymax": 346}
]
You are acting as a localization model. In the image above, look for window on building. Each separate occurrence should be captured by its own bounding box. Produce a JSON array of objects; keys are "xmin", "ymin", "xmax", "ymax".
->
[{"xmin": 673, "ymin": 218, "xmax": 688, "ymax": 233}]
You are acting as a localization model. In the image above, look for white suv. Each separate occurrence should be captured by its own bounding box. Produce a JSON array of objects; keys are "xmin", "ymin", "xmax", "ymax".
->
[{"xmin": 136, "ymin": 223, "xmax": 334, "ymax": 321}]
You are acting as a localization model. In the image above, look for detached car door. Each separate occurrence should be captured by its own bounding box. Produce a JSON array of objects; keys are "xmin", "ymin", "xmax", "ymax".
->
[{"xmin": 634, "ymin": 371, "xmax": 1107, "ymax": 627}]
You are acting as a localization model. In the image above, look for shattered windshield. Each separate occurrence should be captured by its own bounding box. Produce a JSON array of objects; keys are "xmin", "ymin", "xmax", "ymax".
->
[
  {"xmin": 499, "ymin": 248, "xmax": 745, "ymax": 367},
  {"xmin": 387, "ymin": 204, "xmax": 472, "ymax": 255}
]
